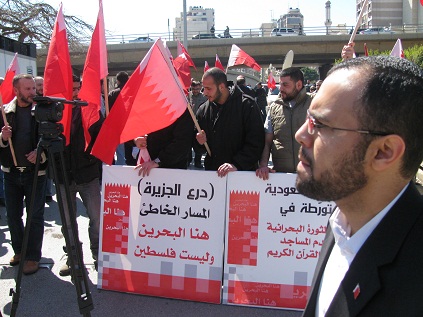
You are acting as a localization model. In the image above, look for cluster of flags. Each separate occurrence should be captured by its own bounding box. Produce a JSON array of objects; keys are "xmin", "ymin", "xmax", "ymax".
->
[
  {"xmin": 0, "ymin": 1, "xmax": 411, "ymax": 165},
  {"xmin": 204, "ymin": 54, "xmax": 224, "ymax": 73}
]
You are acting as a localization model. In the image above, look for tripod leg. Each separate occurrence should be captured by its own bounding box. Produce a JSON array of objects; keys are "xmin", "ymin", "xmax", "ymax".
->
[
  {"xmin": 49, "ymin": 146, "xmax": 94, "ymax": 316},
  {"xmin": 10, "ymin": 145, "xmax": 45, "ymax": 317}
]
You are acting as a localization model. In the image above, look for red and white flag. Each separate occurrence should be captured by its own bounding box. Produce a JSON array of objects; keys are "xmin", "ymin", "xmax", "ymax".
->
[
  {"xmin": 0, "ymin": 52, "xmax": 20, "ymax": 104},
  {"xmin": 267, "ymin": 72, "xmax": 276, "ymax": 90},
  {"xmin": 390, "ymin": 39, "xmax": 405, "ymax": 58},
  {"xmin": 43, "ymin": 3, "xmax": 73, "ymax": 145},
  {"xmin": 91, "ymin": 39, "xmax": 188, "ymax": 165},
  {"xmin": 227, "ymin": 44, "xmax": 261, "ymax": 72},
  {"xmin": 215, "ymin": 54, "xmax": 225, "ymax": 71},
  {"xmin": 177, "ymin": 40, "xmax": 196, "ymax": 70},
  {"xmin": 204, "ymin": 61, "xmax": 210, "ymax": 73},
  {"xmin": 173, "ymin": 52, "xmax": 191, "ymax": 91},
  {"xmin": 78, "ymin": 0, "xmax": 108, "ymax": 148}
]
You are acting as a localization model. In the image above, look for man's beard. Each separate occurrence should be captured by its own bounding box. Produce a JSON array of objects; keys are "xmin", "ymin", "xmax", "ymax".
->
[
  {"xmin": 17, "ymin": 92, "xmax": 34, "ymax": 105},
  {"xmin": 296, "ymin": 138, "xmax": 370, "ymax": 202},
  {"xmin": 282, "ymin": 87, "xmax": 299, "ymax": 102},
  {"xmin": 211, "ymin": 89, "xmax": 222, "ymax": 104}
]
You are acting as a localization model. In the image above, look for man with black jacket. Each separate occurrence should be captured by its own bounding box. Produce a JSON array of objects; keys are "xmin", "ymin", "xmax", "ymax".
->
[
  {"xmin": 134, "ymin": 108, "xmax": 194, "ymax": 177},
  {"xmin": 58, "ymin": 75, "xmax": 104, "ymax": 276},
  {"xmin": 0, "ymin": 74, "xmax": 47, "ymax": 275},
  {"xmin": 196, "ymin": 68, "xmax": 265, "ymax": 177}
]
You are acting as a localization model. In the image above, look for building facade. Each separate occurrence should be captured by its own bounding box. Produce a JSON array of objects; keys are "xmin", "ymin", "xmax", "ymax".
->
[
  {"xmin": 174, "ymin": 6, "xmax": 215, "ymax": 40},
  {"xmin": 277, "ymin": 7, "xmax": 304, "ymax": 32},
  {"xmin": 358, "ymin": 0, "xmax": 423, "ymax": 29}
]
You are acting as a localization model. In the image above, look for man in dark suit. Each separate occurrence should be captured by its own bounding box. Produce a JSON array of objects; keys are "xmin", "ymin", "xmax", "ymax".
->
[{"xmin": 295, "ymin": 56, "xmax": 423, "ymax": 317}]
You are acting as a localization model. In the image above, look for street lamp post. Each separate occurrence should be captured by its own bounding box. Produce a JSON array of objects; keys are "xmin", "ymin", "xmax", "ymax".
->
[{"xmin": 183, "ymin": 0, "xmax": 188, "ymax": 48}]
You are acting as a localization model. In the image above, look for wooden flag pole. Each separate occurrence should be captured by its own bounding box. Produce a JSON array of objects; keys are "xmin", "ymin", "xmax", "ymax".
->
[
  {"xmin": 0, "ymin": 95, "xmax": 17, "ymax": 166},
  {"xmin": 103, "ymin": 78, "xmax": 110, "ymax": 117},
  {"xmin": 349, "ymin": 0, "xmax": 369, "ymax": 44},
  {"xmin": 186, "ymin": 103, "xmax": 211, "ymax": 156}
]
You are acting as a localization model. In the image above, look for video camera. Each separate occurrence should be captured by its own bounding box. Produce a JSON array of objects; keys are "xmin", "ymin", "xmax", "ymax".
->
[{"xmin": 33, "ymin": 96, "xmax": 88, "ymax": 139}]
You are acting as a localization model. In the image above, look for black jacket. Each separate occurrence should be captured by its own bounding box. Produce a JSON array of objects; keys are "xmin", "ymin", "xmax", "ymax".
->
[
  {"xmin": 196, "ymin": 84, "xmax": 265, "ymax": 171},
  {"xmin": 57, "ymin": 106, "xmax": 104, "ymax": 184},
  {"xmin": 302, "ymin": 183, "xmax": 423, "ymax": 317},
  {"xmin": 0, "ymin": 98, "xmax": 47, "ymax": 172},
  {"xmin": 146, "ymin": 108, "xmax": 194, "ymax": 169}
]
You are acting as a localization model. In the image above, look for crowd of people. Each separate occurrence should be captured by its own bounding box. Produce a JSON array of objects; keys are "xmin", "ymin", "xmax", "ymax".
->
[{"xmin": 1, "ymin": 40, "xmax": 423, "ymax": 316}]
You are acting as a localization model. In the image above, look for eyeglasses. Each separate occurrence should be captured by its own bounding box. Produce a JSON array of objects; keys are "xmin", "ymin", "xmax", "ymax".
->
[{"xmin": 306, "ymin": 110, "xmax": 390, "ymax": 136}]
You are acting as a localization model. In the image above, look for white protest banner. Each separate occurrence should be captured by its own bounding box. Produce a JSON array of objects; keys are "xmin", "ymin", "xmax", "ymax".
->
[
  {"xmin": 222, "ymin": 172, "xmax": 333, "ymax": 310},
  {"xmin": 98, "ymin": 166, "xmax": 227, "ymax": 303}
]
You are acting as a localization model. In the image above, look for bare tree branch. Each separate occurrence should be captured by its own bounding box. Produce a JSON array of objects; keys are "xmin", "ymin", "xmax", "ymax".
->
[{"xmin": 0, "ymin": 0, "xmax": 93, "ymax": 50}]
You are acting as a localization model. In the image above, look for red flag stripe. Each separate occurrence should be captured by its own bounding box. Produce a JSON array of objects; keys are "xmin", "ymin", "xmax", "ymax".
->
[
  {"xmin": 91, "ymin": 39, "xmax": 188, "ymax": 164},
  {"xmin": 78, "ymin": 0, "xmax": 108, "ymax": 148},
  {"xmin": 43, "ymin": 3, "xmax": 73, "ymax": 145},
  {"xmin": 215, "ymin": 54, "xmax": 225, "ymax": 71},
  {"xmin": 227, "ymin": 44, "xmax": 261, "ymax": 72},
  {"xmin": 0, "ymin": 53, "xmax": 19, "ymax": 104},
  {"xmin": 204, "ymin": 61, "xmax": 210, "ymax": 73},
  {"xmin": 267, "ymin": 72, "xmax": 276, "ymax": 90}
]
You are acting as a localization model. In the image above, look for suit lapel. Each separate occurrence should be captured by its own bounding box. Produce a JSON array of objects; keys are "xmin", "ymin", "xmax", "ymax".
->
[{"xmin": 325, "ymin": 183, "xmax": 423, "ymax": 316}]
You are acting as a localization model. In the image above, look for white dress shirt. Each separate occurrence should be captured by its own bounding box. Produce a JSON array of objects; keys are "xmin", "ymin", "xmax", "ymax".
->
[{"xmin": 316, "ymin": 185, "xmax": 408, "ymax": 317}]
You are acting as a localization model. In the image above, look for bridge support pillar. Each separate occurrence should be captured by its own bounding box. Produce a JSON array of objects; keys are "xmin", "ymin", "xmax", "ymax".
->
[{"xmin": 318, "ymin": 63, "xmax": 333, "ymax": 80}]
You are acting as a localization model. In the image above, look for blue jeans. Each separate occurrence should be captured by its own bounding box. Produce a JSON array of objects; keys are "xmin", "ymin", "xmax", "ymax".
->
[
  {"xmin": 5, "ymin": 171, "xmax": 46, "ymax": 261},
  {"xmin": 58, "ymin": 178, "xmax": 101, "ymax": 260}
]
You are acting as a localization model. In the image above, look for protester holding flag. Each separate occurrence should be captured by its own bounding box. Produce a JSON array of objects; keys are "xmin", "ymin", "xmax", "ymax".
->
[
  {"xmin": 0, "ymin": 74, "xmax": 48, "ymax": 275},
  {"xmin": 188, "ymin": 80, "xmax": 207, "ymax": 168},
  {"xmin": 256, "ymin": 67, "xmax": 312, "ymax": 180},
  {"xmin": 108, "ymin": 71, "xmax": 132, "ymax": 165},
  {"xmin": 56, "ymin": 75, "xmax": 104, "ymax": 276},
  {"xmin": 134, "ymin": 107, "xmax": 194, "ymax": 177},
  {"xmin": 341, "ymin": 42, "xmax": 356, "ymax": 60},
  {"xmin": 91, "ymin": 39, "xmax": 191, "ymax": 166},
  {"xmin": 195, "ymin": 67, "xmax": 265, "ymax": 177}
]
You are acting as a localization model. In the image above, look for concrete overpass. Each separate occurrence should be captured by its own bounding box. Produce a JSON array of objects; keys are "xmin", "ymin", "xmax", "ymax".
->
[{"xmin": 36, "ymin": 33, "xmax": 423, "ymax": 80}]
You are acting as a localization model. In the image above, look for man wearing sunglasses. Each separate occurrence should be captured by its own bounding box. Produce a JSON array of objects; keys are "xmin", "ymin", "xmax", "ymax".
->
[{"xmin": 298, "ymin": 56, "xmax": 423, "ymax": 316}]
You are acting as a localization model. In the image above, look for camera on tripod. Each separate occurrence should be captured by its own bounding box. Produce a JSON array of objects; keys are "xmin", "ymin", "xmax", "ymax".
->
[{"xmin": 33, "ymin": 96, "xmax": 88, "ymax": 139}]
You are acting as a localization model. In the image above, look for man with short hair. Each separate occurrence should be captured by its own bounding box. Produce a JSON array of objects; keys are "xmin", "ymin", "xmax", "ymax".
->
[
  {"xmin": 256, "ymin": 67, "xmax": 312, "ymax": 179},
  {"xmin": 108, "ymin": 71, "xmax": 130, "ymax": 165},
  {"xmin": 196, "ymin": 68, "xmax": 264, "ymax": 177},
  {"xmin": 0, "ymin": 74, "xmax": 47, "ymax": 275},
  {"xmin": 299, "ymin": 56, "xmax": 423, "ymax": 316},
  {"xmin": 57, "ymin": 74, "xmax": 104, "ymax": 276},
  {"xmin": 34, "ymin": 76, "xmax": 44, "ymax": 97},
  {"xmin": 34, "ymin": 76, "xmax": 53, "ymax": 203},
  {"xmin": 236, "ymin": 75, "xmax": 255, "ymax": 98}
]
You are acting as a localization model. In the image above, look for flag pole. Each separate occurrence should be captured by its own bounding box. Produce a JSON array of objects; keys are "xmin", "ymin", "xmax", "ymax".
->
[
  {"xmin": 186, "ymin": 103, "xmax": 211, "ymax": 156},
  {"xmin": 103, "ymin": 78, "xmax": 110, "ymax": 116},
  {"xmin": 349, "ymin": 0, "xmax": 369, "ymax": 44},
  {"xmin": 0, "ymin": 95, "xmax": 17, "ymax": 166}
]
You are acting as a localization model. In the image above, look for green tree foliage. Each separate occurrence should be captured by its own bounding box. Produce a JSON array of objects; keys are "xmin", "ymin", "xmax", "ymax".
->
[
  {"xmin": 337, "ymin": 44, "xmax": 423, "ymax": 68},
  {"xmin": 301, "ymin": 67, "xmax": 319, "ymax": 82},
  {"xmin": 0, "ymin": 0, "xmax": 93, "ymax": 49}
]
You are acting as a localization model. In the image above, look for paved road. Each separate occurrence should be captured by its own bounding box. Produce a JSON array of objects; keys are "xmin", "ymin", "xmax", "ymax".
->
[{"xmin": 0, "ymin": 164, "xmax": 302, "ymax": 317}]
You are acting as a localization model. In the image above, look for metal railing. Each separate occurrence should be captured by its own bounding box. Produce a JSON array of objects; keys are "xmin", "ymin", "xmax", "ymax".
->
[{"xmin": 103, "ymin": 24, "xmax": 423, "ymax": 45}]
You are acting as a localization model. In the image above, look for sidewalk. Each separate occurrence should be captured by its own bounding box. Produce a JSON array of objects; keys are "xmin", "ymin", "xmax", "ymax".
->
[{"xmin": 0, "ymin": 180, "xmax": 301, "ymax": 317}]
